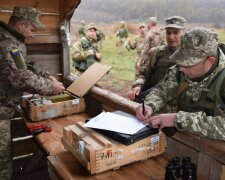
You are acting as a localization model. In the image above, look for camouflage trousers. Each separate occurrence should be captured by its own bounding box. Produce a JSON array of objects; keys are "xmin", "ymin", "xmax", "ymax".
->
[{"xmin": 0, "ymin": 106, "xmax": 14, "ymax": 180}]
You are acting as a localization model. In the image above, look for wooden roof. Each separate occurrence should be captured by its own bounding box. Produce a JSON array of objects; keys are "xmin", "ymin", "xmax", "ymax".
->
[{"xmin": 0, "ymin": 0, "xmax": 81, "ymax": 41}]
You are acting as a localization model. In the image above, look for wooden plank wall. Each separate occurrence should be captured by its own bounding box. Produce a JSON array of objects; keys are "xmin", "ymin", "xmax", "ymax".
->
[
  {"xmin": 0, "ymin": 0, "xmax": 62, "ymax": 75},
  {"xmin": 0, "ymin": 0, "xmax": 61, "ymax": 36},
  {"xmin": 165, "ymin": 136, "xmax": 224, "ymax": 180}
]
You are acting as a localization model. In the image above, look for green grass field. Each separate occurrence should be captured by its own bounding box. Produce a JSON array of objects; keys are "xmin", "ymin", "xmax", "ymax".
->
[
  {"xmin": 70, "ymin": 35, "xmax": 137, "ymax": 96},
  {"xmin": 70, "ymin": 29, "xmax": 225, "ymax": 97}
]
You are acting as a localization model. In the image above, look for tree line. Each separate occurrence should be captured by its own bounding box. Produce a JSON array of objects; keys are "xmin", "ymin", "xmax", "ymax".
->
[{"xmin": 73, "ymin": 0, "xmax": 225, "ymax": 24}]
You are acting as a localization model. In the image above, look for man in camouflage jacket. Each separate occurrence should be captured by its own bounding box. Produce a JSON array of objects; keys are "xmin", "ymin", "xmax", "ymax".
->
[
  {"xmin": 116, "ymin": 21, "xmax": 128, "ymax": 54},
  {"xmin": 72, "ymin": 23, "xmax": 101, "ymax": 73},
  {"xmin": 141, "ymin": 17, "xmax": 165, "ymax": 55},
  {"xmin": 0, "ymin": 6, "xmax": 65, "ymax": 179},
  {"xmin": 128, "ymin": 16, "xmax": 187, "ymax": 101},
  {"xmin": 136, "ymin": 27, "xmax": 225, "ymax": 141},
  {"xmin": 126, "ymin": 23, "xmax": 146, "ymax": 74}
]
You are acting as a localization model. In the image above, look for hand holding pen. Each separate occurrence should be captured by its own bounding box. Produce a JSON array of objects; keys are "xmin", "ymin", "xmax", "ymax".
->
[
  {"xmin": 136, "ymin": 99, "xmax": 153, "ymax": 121},
  {"xmin": 142, "ymin": 99, "xmax": 146, "ymax": 116}
]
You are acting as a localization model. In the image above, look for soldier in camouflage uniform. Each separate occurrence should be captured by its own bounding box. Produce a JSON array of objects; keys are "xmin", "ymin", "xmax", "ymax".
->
[
  {"xmin": 0, "ymin": 6, "xmax": 65, "ymax": 179},
  {"xmin": 116, "ymin": 21, "xmax": 128, "ymax": 54},
  {"xmin": 136, "ymin": 27, "xmax": 225, "ymax": 141},
  {"xmin": 128, "ymin": 16, "xmax": 187, "ymax": 102},
  {"xmin": 78, "ymin": 21, "xmax": 85, "ymax": 38},
  {"xmin": 72, "ymin": 23, "xmax": 101, "ymax": 73},
  {"xmin": 140, "ymin": 17, "xmax": 165, "ymax": 61},
  {"xmin": 126, "ymin": 23, "xmax": 146, "ymax": 74}
]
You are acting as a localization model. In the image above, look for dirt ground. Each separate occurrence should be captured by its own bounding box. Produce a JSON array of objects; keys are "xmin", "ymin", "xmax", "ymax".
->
[{"xmin": 98, "ymin": 78, "xmax": 132, "ymax": 98}]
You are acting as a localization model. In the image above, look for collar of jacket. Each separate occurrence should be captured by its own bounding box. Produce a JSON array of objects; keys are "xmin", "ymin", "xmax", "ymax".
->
[{"xmin": 0, "ymin": 21, "xmax": 25, "ymax": 43}]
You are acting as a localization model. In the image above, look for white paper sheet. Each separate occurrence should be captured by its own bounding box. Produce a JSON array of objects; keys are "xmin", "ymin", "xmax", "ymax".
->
[{"xmin": 83, "ymin": 112, "xmax": 146, "ymax": 135}]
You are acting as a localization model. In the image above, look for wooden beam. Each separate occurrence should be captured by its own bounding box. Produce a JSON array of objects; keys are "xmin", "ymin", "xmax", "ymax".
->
[{"xmin": 89, "ymin": 86, "xmax": 139, "ymax": 115}]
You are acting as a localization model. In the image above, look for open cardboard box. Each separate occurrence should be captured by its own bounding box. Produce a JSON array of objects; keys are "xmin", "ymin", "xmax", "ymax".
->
[{"xmin": 21, "ymin": 63, "xmax": 112, "ymax": 121}]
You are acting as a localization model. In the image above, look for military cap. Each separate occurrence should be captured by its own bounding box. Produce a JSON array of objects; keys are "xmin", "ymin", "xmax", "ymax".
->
[
  {"xmin": 148, "ymin": 17, "xmax": 157, "ymax": 23},
  {"xmin": 138, "ymin": 23, "xmax": 145, "ymax": 29},
  {"xmin": 12, "ymin": 6, "xmax": 44, "ymax": 29},
  {"xmin": 81, "ymin": 21, "xmax": 85, "ymax": 25},
  {"xmin": 86, "ymin": 23, "xmax": 97, "ymax": 31},
  {"xmin": 119, "ymin": 21, "xmax": 125, "ymax": 27},
  {"xmin": 120, "ymin": 21, "xmax": 125, "ymax": 25},
  {"xmin": 165, "ymin": 16, "xmax": 186, "ymax": 29},
  {"xmin": 170, "ymin": 27, "xmax": 218, "ymax": 67}
]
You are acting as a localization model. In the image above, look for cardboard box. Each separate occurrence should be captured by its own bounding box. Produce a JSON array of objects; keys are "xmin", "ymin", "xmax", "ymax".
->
[
  {"xmin": 62, "ymin": 121, "xmax": 166, "ymax": 174},
  {"xmin": 21, "ymin": 63, "xmax": 112, "ymax": 121}
]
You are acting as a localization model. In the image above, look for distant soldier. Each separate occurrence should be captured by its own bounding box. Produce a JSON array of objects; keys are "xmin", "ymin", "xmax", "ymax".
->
[
  {"xmin": 116, "ymin": 21, "xmax": 129, "ymax": 53},
  {"xmin": 141, "ymin": 17, "xmax": 165, "ymax": 62},
  {"xmin": 128, "ymin": 16, "xmax": 187, "ymax": 102},
  {"xmin": 78, "ymin": 21, "xmax": 85, "ymax": 37},
  {"xmin": 72, "ymin": 23, "xmax": 101, "ymax": 73},
  {"xmin": 0, "ymin": 6, "xmax": 65, "ymax": 179},
  {"xmin": 126, "ymin": 23, "xmax": 146, "ymax": 74}
]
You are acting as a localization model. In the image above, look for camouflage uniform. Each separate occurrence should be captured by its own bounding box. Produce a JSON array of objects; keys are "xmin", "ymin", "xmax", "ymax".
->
[
  {"xmin": 127, "ymin": 24, "xmax": 146, "ymax": 75},
  {"xmin": 116, "ymin": 21, "xmax": 128, "ymax": 53},
  {"xmin": 134, "ymin": 45, "xmax": 176, "ymax": 90},
  {"xmin": 72, "ymin": 23, "xmax": 101, "ymax": 72},
  {"xmin": 139, "ymin": 17, "xmax": 165, "ymax": 67},
  {"xmin": 145, "ymin": 28, "xmax": 225, "ymax": 141},
  {"xmin": 129, "ymin": 35, "xmax": 145, "ymax": 71},
  {"xmin": 0, "ymin": 6, "xmax": 56, "ymax": 179},
  {"xmin": 133, "ymin": 16, "xmax": 186, "ymax": 91}
]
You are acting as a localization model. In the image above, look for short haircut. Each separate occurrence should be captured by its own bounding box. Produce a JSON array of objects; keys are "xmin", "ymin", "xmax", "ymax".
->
[{"xmin": 8, "ymin": 16, "xmax": 30, "ymax": 27}]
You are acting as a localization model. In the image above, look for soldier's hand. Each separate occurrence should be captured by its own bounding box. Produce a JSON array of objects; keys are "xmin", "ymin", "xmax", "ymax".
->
[
  {"xmin": 49, "ymin": 76, "xmax": 58, "ymax": 82},
  {"xmin": 146, "ymin": 113, "xmax": 177, "ymax": 129},
  {"xmin": 136, "ymin": 62, "xmax": 141, "ymax": 71},
  {"xmin": 87, "ymin": 49, "xmax": 94, "ymax": 55},
  {"xmin": 95, "ymin": 53, "xmax": 101, "ymax": 60},
  {"xmin": 136, "ymin": 105, "xmax": 153, "ymax": 122},
  {"xmin": 127, "ymin": 86, "xmax": 141, "ymax": 100},
  {"xmin": 52, "ymin": 81, "xmax": 65, "ymax": 95}
]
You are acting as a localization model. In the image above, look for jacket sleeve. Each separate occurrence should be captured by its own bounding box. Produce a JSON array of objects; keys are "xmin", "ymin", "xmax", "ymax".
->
[
  {"xmin": 0, "ymin": 39, "xmax": 55, "ymax": 96},
  {"xmin": 132, "ymin": 47, "xmax": 157, "ymax": 88},
  {"xmin": 175, "ymin": 111, "xmax": 225, "ymax": 141},
  {"xmin": 129, "ymin": 38, "xmax": 137, "ymax": 50},
  {"xmin": 144, "ymin": 66, "xmax": 179, "ymax": 112},
  {"xmin": 72, "ymin": 40, "xmax": 91, "ymax": 62}
]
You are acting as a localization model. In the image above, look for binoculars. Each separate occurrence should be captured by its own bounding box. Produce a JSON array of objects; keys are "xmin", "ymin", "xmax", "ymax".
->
[{"xmin": 165, "ymin": 156, "xmax": 197, "ymax": 180}]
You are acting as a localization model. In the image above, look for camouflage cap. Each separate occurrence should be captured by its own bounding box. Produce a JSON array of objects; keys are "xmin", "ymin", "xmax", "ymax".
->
[
  {"xmin": 12, "ymin": 6, "xmax": 44, "ymax": 29},
  {"xmin": 86, "ymin": 23, "xmax": 97, "ymax": 31},
  {"xmin": 170, "ymin": 27, "xmax": 218, "ymax": 67},
  {"xmin": 148, "ymin": 17, "xmax": 157, "ymax": 23},
  {"xmin": 165, "ymin": 16, "xmax": 186, "ymax": 29}
]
